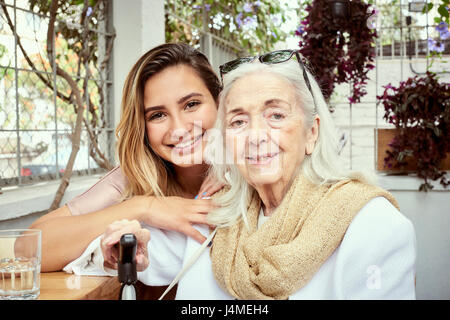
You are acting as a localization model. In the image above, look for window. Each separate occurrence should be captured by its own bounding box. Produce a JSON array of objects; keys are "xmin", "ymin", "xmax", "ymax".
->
[{"xmin": 0, "ymin": 0, "xmax": 115, "ymax": 188}]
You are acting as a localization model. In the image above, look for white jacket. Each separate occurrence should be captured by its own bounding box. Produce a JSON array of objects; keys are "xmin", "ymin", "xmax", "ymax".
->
[{"xmin": 64, "ymin": 196, "xmax": 416, "ymax": 300}]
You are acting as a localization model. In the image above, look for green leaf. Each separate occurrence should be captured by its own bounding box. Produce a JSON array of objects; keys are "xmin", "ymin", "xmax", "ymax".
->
[
  {"xmin": 438, "ymin": 4, "xmax": 449, "ymax": 18},
  {"xmin": 423, "ymin": 2, "xmax": 433, "ymax": 13}
]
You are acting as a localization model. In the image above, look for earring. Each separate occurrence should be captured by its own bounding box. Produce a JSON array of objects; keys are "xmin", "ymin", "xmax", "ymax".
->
[{"xmin": 305, "ymin": 144, "xmax": 314, "ymax": 155}]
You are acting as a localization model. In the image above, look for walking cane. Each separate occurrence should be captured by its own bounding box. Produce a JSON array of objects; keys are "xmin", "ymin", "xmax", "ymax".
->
[{"xmin": 117, "ymin": 233, "xmax": 138, "ymax": 300}]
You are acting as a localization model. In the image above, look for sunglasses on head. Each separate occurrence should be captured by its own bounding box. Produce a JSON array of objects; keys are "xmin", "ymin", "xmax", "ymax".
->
[{"xmin": 219, "ymin": 50, "xmax": 317, "ymax": 112}]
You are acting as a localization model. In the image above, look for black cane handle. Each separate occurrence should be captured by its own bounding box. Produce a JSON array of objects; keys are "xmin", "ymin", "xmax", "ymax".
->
[{"xmin": 118, "ymin": 233, "xmax": 137, "ymax": 285}]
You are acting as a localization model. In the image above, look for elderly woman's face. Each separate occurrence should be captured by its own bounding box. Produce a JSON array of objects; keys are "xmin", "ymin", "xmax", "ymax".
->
[{"xmin": 224, "ymin": 72, "xmax": 318, "ymax": 188}]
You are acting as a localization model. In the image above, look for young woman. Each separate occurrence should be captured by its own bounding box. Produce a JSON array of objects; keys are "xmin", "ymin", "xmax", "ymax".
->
[{"xmin": 30, "ymin": 43, "xmax": 224, "ymax": 272}]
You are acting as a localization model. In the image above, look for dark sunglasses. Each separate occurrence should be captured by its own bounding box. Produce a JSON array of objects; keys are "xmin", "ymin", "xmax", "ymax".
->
[{"xmin": 219, "ymin": 50, "xmax": 317, "ymax": 112}]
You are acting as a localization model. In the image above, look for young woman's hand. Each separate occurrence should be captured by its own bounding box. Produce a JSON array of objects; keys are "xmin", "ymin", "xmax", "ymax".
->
[
  {"xmin": 100, "ymin": 219, "xmax": 151, "ymax": 272},
  {"xmin": 140, "ymin": 196, "xmax": 219, "ymax": 244}
]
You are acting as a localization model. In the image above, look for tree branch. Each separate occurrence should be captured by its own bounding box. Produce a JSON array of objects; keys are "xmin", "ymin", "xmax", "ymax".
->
[{"xmin": 47, "ymin": 0, "xmax": 86, "ymax": 211}]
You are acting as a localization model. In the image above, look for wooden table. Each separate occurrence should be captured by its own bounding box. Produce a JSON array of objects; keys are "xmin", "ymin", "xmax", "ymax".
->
[
  {"xmin": 38, "ymin": 272, "xmax": 121, "ymax": 300},
  {"xmin": 38, "ymin": 272, "xmax": 177, "ymax": 300}
]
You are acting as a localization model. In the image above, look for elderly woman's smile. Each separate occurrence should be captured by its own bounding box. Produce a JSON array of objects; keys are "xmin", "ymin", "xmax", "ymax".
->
[
  {"xmin": 246, "ymin": 151, "xmax": 279, "ymax": 165},
  {"xmin": 224, "ymin": 72, "xmax": 319, "ymax": 211}
]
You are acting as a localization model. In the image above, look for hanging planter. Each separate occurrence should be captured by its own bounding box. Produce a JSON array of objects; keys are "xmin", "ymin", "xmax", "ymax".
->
[
  {"xmin": 377, "ymin": 72, "xmax": 450, "ymax": 191},
  {"xmin": 297, "ymin": 0, "xmax": 377, "ymax": 107},
  {"xmin": 327, "ymin": 0, "xmax": 351, "ymax": 22}
]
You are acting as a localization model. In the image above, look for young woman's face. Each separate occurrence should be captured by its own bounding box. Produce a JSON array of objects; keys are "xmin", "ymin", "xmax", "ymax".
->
[{"xmin": 143, "ymin": 64, "xmax": 218, "ymax": 167}]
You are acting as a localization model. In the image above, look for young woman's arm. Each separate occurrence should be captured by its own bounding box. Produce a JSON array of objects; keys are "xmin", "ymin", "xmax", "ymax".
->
[
  {"xmin": 30, "ymin": 167, "xmax": 219, "ymax": 272},
  {"xmin": 30, "ymin": 197, "xmax": 149, "ymax": 272},
  {"xmin": 32, "ymin": 194, "xmax": 216, "ymax": 272}
]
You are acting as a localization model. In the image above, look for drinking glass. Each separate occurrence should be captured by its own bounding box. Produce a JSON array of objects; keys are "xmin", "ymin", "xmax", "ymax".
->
[{"xmin": 0, "ymin": 229, "xmax": 41, "ymax": 300}]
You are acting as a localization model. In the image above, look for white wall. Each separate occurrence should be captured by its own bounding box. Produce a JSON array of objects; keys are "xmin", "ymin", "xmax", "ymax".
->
[
  {"xmin": 112, "ymin": 0, "xmax": 165, "ymax": 132},
  {"xmin": 393, "ymin": 190, "xmax": 450, "ymax": 299},
  {"xmin": 379, "ymin": 176, "xmax": 450, "ymax": 299}
]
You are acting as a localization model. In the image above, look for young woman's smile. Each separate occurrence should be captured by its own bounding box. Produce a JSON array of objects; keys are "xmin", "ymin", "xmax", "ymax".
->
[{"xmin": 143, "ymin": 64, "xmax": 218, "ymax": 167}]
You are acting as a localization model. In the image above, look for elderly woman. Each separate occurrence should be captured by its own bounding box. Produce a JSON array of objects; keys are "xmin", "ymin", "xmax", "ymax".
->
[{"xmin": 65, "ymin": 50, "xmax": 416, "ymax": 300}]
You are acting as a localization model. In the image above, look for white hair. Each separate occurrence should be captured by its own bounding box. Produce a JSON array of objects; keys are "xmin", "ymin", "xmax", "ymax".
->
[{"xmin": 204, "ymin": 58, "xmax": 376, "ymax": 228}]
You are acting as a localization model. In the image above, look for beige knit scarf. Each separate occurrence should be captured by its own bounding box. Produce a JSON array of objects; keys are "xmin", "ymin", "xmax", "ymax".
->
[{"xmin": 210, "ymin": 173, "xmax": 399, "ymax": 300}]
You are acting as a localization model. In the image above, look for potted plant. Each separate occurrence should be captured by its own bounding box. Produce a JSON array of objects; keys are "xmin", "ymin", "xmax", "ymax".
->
[
  {"xmin": 377, "ymin": 72, "xmax": 450, "ymax": 191},
  {"xmin": 297, "ymin": 0, "xmax": 377, "ymax": 107}
]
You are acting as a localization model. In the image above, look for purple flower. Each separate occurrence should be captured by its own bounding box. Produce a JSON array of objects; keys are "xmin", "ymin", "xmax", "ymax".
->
[
  {"xmin": 367, "ymin": 16, "xmax": 376, "ymax": 29},
  {"xmin": 428, "ymin": 39, "xmax": 445, "ymax": 53},
  {"xmin": 243, "ymin": 15, "xmax": 257, "ymax": 29},
  {"xmin": 271, "ymin": 15, "xmax": 280, "ymax": 24},
  {"xmin": 436, "ymin": 22, "xmax": 450, "ymax": 40},
  {"xmin": 236, "ymin": 12, "xmax": 243, "ymax": 28},
  {"xmin": 440, "ymin": 29, "xmax": 450, "ymax": 40},
  {"xmin": 436, "ymin": 22, "xmax": 448, "ymax": 32},
  {"xmin": 86, "ymin": 6, "xmax": 92, "ymax": 17},
  {"xmin": 193, "ymin": 5, "xmax": 201, "ymax": 10},
  {"xmin": 295, "ymin": 25, "xmax": 305, "ymax": 36},
  {"xmin": 243, "ymin": 3, "xmax": 253, "ymax": 13},
  {"xmin": 204, "ymin": 4, "xmax": 211, "ymax": 11},
  {"xmin": 254, "ymin": 0, "xmax": 262, "ymax": 7}
]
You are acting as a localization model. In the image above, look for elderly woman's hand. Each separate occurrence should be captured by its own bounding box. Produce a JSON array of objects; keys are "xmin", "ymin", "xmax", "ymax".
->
[{"xmin": 100, "ymin": 219, "xmax": 151, "ymax": 272}]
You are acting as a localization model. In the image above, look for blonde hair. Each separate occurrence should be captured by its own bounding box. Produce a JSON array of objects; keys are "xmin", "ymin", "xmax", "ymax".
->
[
  {"xmin": 116, "ymin": 43, "xmax": 221, "ymax": 199},
  {"xmin": 205, "ymin": 59, "xmax": 376, "ymax": 227}
]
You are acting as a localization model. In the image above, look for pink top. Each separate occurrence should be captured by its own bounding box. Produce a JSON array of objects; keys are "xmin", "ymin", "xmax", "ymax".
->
[{"xmin": 67, "ymin": 166, "xmax": 128, "ymax": 215}]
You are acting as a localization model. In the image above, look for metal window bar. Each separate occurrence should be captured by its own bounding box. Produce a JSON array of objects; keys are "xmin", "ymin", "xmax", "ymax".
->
[
  {"xmin": 13, "ymin": 0, "xmax": 20, "ymax": 185},
  {"xmin": 165, "ymin": 6, "xmax": 246, "ymax": 73}
]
